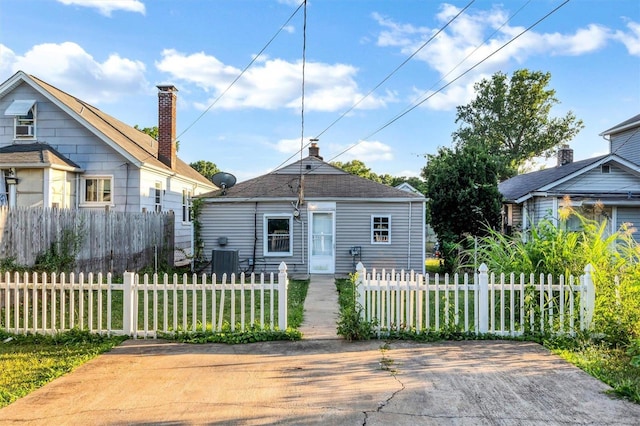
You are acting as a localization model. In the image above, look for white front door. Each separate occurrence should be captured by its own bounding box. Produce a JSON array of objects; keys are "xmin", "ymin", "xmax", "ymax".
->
[{"xmin": 309, "ymin": 211, "xmax": 335, "ymax": 274}]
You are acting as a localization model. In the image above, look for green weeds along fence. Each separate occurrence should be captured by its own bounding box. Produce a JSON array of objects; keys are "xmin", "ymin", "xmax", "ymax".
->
[
  {"xmin": 356, "ymin": 263, "xmax": 596, "ymax": 337},
  {"xmin": 0, "ymin": 263, "xmax": 288, "ymax": 338}
]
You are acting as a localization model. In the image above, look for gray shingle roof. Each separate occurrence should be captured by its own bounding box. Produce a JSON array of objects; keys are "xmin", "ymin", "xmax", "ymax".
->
[
  {"xmin": 199, "ymin": 157, "xmax": 425, "ymax": 200},
  {"xmin": 0, "ymin": 143, "xmax": 82, "ymax": 170},
  {"xmin": 498, "ymin": 155, "xmax": 607, "ymax": 202},
  {"xmin": 599, "ymin": 113, "xmax": 640, "ymax": 136}
]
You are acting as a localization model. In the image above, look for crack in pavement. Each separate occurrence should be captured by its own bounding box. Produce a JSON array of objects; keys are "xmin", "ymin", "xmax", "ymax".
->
[{"xmin": 362, "ymin": 344, "xmax": 406, "ymax": 426}]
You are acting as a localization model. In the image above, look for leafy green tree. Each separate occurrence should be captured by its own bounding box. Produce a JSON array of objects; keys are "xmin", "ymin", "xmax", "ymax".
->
[
  {"xmin": 453, "ymin": 69, "xmax": 584, "ymax": 178},
  {"xmin": 189, "ymin": 160, "xmax": 220, "ymax": 181},
  {"xmin": 422, "ymin": 143, "xmax": 502, "ymax": 246},
  {"xmin": 331, "ymin": 160, "xmax": 381, "ymax": 182},
  {"xmin": 134, "ymin": 125, "xmax": 180, "ymax": 151},
  {"xmin": 331, "ymin": 160, "xmax": 427, "ymax": 193}
]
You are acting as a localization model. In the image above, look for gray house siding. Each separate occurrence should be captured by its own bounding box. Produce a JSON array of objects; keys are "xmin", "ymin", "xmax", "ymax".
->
[
  {"xmin": 610, "ymin": 128, "xmax": 640, "ymax": 166},
  {"xmin": 335, "ymin": 201, "xmax": 424, "ymax": 275},
  {"xmin": 199, "ymin": 199, "xmax": 425, "ymax": 276},
  {"xmin": 552, "ymin": 163, "xmax": 640, "ymax": 192},
  {"xmin": 200, "ymin": 201, "xmax": 308, "ymax": 275},
  {"xmin": 617, "ymin": 207, "xmax": 640, "ymax": 241},
  {"xmin": 533, "ymin": 197, "xmax": 555, "ymax": 224}
]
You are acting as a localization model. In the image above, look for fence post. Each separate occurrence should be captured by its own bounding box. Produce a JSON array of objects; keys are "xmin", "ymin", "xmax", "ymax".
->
[
  {"xmin": 278, "ymin": 262, "xmax": 288, "ymax": 331},
  {"xmin": 581, "ymin": 264, "xmax": 595, "ymax": 330},
  {"xmin": 355, "ymin": 262, "xmax": 365, "ymax": 320},
  {"xmin": 123, "ymin": 271, "xmax": 136, "ymax": 336},
  {"xmin": 478, "ymin": 263, "xmax": 489, "ymax": 334}
]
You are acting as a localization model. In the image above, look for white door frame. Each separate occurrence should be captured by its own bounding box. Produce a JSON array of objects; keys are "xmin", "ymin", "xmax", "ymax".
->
[{"xmin": 308, "ymin": 202, "xmax": 336, "ymax": 274}]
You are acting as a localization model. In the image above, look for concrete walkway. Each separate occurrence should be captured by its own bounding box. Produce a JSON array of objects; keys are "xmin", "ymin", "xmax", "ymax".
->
[
  {"xmin": 298, "ymin": 274, "xmax": 340, "ymax": 339},
  {"xmin": 2, "ymin": 274, "xmax": 640, "ymax": 424}
]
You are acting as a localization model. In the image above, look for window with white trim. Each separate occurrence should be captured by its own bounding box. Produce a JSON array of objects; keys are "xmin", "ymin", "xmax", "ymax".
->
[
  {"xmin": 182, "ymin": 189, "xmax": 192, "ymax": 222},
  {"xmin": 154, "ymin": 182, "xmax": 163, "ymax": 212},
  {"xmin": 82, "ymin": 176, "xmax": 112, "ymax": 205},
  {"xmin": 371, "ymin": 215, "xmax": 391, "ymax": 244},
  {"xmin": 4, "ymin": 100, "xmax": 37, "ymax": 139},
  {"xmin": 264, "ymin": 214, "xmax": 292, "ymax": 256}
]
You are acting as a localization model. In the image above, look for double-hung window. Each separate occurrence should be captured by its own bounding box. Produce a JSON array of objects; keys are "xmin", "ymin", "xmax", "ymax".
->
[
  {"xmin": 4, "ymin": 100, "xmax": 36, "ymax": 140},
  {"xmin": 154, "ymin": 182, "xmax": 163, "ymax": 212},
  {"xmin": 264, "ymin": 214, "xmax": 292, "ymax": 256},
  {"xmin": 372, "ymin": 215, "xmax": 391, "ymax": 244},
  {"xmin": 182, "ymin": 189, "xmax": 192, "ymax": 222},
  {"xmin": 82, "ymin": 176, "xmax": 112, "ymax": 205}
]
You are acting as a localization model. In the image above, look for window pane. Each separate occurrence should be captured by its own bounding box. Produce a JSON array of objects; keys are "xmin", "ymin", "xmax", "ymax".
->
[{"xmin": 267, "ymin": 218, "xmax": 290, "ymax": 253}]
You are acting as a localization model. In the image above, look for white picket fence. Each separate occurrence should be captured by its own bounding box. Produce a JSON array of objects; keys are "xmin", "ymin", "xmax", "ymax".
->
[
  {"xmin": 0, "ymin": 263, "xmax": 288, "ymax": 338},
  {"xmin": 356, "ymin": 262, "xmax": 596, "ymax": 337}
]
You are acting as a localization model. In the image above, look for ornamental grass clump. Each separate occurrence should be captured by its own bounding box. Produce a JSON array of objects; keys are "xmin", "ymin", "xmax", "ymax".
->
[{"xmin": 465, "ymin": 199, "xmax": 640, "ymax": 346}]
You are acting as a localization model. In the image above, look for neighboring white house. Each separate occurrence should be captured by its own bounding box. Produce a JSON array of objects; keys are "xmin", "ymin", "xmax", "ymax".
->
[
  {"xmin": 196, "ymin": 143, "xmax": 426, "ymax": 276},
  {"xmin": 499, "ymin": 113, "xmax": 640, "ymax": 242},
  {"xmin": 0, "ymin": 71, "xmax": 217, "ymax": 261}
]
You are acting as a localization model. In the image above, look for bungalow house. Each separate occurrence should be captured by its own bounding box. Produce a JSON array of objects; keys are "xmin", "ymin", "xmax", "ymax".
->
[
  {"xmin": 196, "ymin": 143, "xmax": 426, "ymax": 276},
  {"xmin": 0, "ymin": 71, "xmax": 217, "ymax": 262},
  {"xmin": 499, "ymin": 113, "xmax": 640, "ymax": 241}
]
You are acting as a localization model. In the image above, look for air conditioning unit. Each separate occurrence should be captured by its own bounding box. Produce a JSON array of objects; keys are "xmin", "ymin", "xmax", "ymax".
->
[
  {"xmin": 211, "ymin": 249, "xmax": 239, "ymax": 280},
  {"xmin": 16, "ymin": 125, "xmax": 34, "ymax": 137}
]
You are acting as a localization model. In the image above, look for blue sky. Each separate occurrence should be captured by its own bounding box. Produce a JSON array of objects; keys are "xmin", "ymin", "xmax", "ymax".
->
[{"xmin": 1, "ymin": 0, "xmax": 639, "ymax": 182}]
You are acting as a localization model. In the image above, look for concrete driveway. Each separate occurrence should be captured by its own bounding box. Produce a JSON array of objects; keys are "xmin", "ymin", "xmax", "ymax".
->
[{"xmin": 1, "ymin": 338, "xmax": 639, "ymax": 425}]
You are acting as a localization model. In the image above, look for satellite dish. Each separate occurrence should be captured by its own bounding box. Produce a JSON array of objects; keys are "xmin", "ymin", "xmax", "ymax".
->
[{"xmin": 211, "ymin": 172, "xmax": 236, "ymax": 195}]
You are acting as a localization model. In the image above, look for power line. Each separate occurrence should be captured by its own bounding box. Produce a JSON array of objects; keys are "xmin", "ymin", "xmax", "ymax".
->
[
  {"xmin": 176, "ymin": 1, "xmax": 306, "ymax": 143},
  {"xmin": 323, "ymin": 0, "xmax": 572, "ymax": 165},
  {"xmin": 314, "ymin": 0, "xmax": 476, "ymax": 140}
]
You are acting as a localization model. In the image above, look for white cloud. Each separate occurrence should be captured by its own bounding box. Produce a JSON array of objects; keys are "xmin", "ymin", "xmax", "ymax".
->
[
  {"xmin": 328, "ymin": 140, "xmax": 394, "ymax": 163},
  {"xmin": 156, "ymin": 49, "xmax": 392, "ymax": 112},
  {"xmin": 57, "ymin": 0, "xmax": 145, "ymax": 16},
  {"xmin": 1, "ymin": 42, "xmax": 148, "ymax": 103},
  {"xmin": 373, "ymin": 4, "xmax": 633, "ymax": 110},
  {"xmin": 614, "ymin": 20, "xmax": 640, "ymax": 56}
]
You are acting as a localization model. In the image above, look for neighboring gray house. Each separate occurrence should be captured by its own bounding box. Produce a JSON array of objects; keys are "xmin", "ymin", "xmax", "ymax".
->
[
  {"xmin": 197, "ymin": 143, "xmax": 426, "ymax": 276},
  {"xmin": 499, "ymin": 113, "xmax": 640, "ymax": 241},
  {"xmin": 0, "ymin": 71, "xmax": 217, "ymax": 261}
]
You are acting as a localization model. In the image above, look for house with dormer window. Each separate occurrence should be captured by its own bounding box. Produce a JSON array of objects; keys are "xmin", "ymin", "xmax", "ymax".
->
[{"xmin": 0, "ymin": 71, "xmax": 217, "ymax": 261}]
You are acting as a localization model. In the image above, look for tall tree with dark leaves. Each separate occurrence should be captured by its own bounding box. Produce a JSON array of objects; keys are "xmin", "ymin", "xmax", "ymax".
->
[{"xmin": 453, "ymin": 69, "xmax": 584, "ymax": 179}]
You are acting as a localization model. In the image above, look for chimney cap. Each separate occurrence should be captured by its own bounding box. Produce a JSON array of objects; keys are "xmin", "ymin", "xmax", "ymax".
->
[{"xmin": 157, "ymin": 84, "xmax": 178, "ymax": 92}]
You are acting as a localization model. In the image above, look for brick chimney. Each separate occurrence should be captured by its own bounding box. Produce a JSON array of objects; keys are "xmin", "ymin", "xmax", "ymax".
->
[
  {"xmin": 157, "ymin": 85, "xmax": 178, "ymax": 169},
  {"xmin": 557, "ymin": 144, "xmax": 573, "ymax": 167},
  {"xmin": 308, "ymin": 140, "xmax": 322, "ymax": 160}
]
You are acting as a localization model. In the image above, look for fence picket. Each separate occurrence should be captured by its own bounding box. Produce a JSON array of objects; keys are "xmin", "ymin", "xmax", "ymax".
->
[
  {"xmin": 1, "ymin": 268, "xmax": 287, "ymax": 338},
  {"xmin": 355, "ymin": 263, "xmax": 595, "ymax": 338}
]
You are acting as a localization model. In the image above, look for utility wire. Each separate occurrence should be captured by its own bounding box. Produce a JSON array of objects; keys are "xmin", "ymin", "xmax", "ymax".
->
[
  {"xmin": 324, "ymin": 0, "xmax": 572, "ymax": 165},
  {"xmin": 176, "ymin": 1, "xmax": 306, "ymax": 143},
  {"xmin": 298, "ymin": 0, "xmax": 308, "ymax": 201},
  {"xmin": 314, "ymin": 0, "xmax": 476, "ymax": 140},
  {"xmin": 209, "ymin": 0, "xmax": 572, "ymax": 204}
]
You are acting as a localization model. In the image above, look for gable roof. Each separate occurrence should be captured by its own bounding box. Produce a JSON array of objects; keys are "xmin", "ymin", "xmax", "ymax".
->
[
  {"xmin": 198, "ymin": 156, "xmax": 424, "ymax": 201},
  {"xmin": 599, "ymin": 113, "xmax": 640, "ymax": 136},
  {"xmin": 0, "ymin": 71, "xmax": 214, "ymax": 187},
  {"xmin": 0, "ymin": 142, "xmax": 82, "ymax": 171},
  {"xmin": 499, "ymin": 155, "xmax": 607, "ymax": 202}
]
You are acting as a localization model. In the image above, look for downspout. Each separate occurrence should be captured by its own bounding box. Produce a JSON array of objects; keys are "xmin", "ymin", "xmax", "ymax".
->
[
  {"xmin": 75, "ymin": 174, "xmax": 80, "ymax": 209},
  {"xmin": 251, "ymin": 202, "xmax": 258, "ymax": 273}
]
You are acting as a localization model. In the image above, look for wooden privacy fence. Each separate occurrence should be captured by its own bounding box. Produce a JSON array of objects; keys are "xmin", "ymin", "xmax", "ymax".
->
[
  {"xmin": 356, "ymin": 262, "xmax": 596, "ymax": 337},
  {"xmin": 0, "ymin": 206, "xmax": 174, "ymax": 274},
  {"xmin": 0, "ymin": 262, "xmax": 289, "ymax": 338}
]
